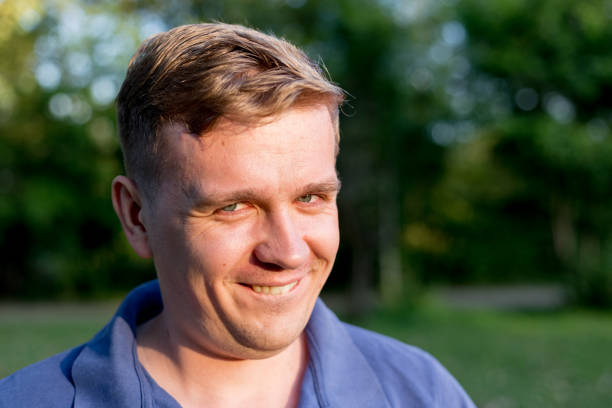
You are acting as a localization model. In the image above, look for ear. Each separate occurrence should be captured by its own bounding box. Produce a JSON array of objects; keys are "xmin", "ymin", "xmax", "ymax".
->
[{"xmin": 111, "ymin": 175, "xmax": 153, "ymax": 259}]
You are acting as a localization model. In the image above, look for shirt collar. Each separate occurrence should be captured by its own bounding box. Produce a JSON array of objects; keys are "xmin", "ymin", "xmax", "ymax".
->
[
  {"xmin": 71, "ymin": 281, "xmax": 162, "ymax": 408},
  {"xmin": 303, "ymin": 299, "xmax": 391, "ymax": 407}
]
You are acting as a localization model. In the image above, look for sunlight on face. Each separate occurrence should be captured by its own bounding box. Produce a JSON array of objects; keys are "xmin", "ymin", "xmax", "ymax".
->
[{"xmin": 144, "ymin": 105, "xmax": 340, "ymax": 359}]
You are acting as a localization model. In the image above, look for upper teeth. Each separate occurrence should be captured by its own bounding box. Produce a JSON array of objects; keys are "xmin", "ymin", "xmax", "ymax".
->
[{"xmin": 252, "ymin": 281, "xmax": 297, "ymax": 295}]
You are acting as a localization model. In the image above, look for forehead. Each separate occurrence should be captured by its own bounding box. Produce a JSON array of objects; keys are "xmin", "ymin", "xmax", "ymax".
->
[{"xmin": 158, "ymin": 105, "xmax": 338, "ymax": 200}]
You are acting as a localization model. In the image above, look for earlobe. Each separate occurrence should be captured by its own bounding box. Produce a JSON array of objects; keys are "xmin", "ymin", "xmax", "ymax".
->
[{"xmin": 111, "ymin": 175, "xmax": 153, "ymax": 259}]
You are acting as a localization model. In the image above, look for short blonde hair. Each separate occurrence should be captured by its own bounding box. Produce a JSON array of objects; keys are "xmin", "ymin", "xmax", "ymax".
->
[{"xmin": 116, "ymin": 22, "xmax": 344, "ymax": 198}]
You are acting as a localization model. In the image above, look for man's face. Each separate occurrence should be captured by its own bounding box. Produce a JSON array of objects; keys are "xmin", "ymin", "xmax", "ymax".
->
[{"xmin": 142, "ymin": 105, "xmax": 340, "ymax": 359}]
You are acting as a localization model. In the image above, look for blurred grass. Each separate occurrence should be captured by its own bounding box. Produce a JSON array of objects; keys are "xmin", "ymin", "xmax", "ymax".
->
[
  {"xmin": 0, "ymin": 301, "xmax": 119, "ymax": 378},
  {"xmin": 1, "ymin": 299, "xmax": 611, "ymax": 407}
]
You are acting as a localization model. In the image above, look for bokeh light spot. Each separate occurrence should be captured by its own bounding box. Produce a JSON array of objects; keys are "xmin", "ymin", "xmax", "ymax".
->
[
  {"xmin": 90, "ymin": 76, "xmax": 118, "ymax": 106},
  {"xmin": 409, "ymin": 67, "xmax": 433, "ymax": 91},
  {"xmin": 138, "ymin": 13, "xmax": 167, "ymax": 40},
  {"xmin": 544, "ymin": 93, "xmax": 575, "ymax": 124},
  {"xmin": 18, "ymin": 8, "xmax": 42, "ymax": 32},
  {"xmin": 515, "ymin": 88, "xmax": 538, "ymax": 111},
  {"xmin": 431, "ymin": 122, "xmax": 456, "ymax": 146},
  {"xmin": 49, "ymin": 93, "xmax": 72, "ymax": 118},
  {"xmin": 442, "ymin": 21, "xmax": 467, "ymax": 47},
  {"xmin": 35, "ymin": 61, "xmax": 62, "ymax": 90}
]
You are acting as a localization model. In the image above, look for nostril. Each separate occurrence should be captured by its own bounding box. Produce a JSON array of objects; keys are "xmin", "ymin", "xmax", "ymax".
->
[{"xmin": 250, "ymin": 253, "xmax": 284, "ymax": 271}]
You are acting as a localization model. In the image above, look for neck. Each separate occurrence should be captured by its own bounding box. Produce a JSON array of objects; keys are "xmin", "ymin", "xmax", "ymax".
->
[{"xmin": 136, "ymin": 312, "xmax": 308, "ymax": 408}]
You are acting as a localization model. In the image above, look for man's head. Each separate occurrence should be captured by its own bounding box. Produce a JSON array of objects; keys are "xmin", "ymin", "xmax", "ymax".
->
[
  {"xmin": 112, "ymin": 23, "xmax": 344, "ymax": 360},
  {"xmin": 116, "ymin": 22, "xmax": 344, "ymax": 202}
]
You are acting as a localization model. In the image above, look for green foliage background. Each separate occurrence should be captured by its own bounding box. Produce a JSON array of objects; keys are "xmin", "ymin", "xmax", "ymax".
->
[{"xmin": 1, "ymin": 0, "xmax": 612, "ymax": 306}]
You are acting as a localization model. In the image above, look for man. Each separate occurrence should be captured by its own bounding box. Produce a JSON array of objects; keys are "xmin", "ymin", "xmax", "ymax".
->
[{"xmin": 0, "ymin": 23, "xmax": 475, "ymax": 407}]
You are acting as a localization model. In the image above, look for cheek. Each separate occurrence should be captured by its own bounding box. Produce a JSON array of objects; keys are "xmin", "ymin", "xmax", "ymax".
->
[
  {"xmin": 305, "ymin": 214, "xmax": 340, "ymax": 261},
  {"xmin": 184, "ymin": 222, "xmax": 256, "ymax": 275},
  {"xmin": 149, "ymin": 220, "xmax": 191, "ymax": 275}
]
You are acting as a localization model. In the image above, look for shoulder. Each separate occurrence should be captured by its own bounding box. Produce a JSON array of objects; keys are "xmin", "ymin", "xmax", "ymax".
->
[
  {"xmin": 343, "ymin": 322, "xmax": 440, "ymax": 374},
  {"xmin": 342, "ymin": 323, "xmax": 476, "ymax": 407},
  {"xmin": 0, "ymin": 345, "xmax": 84, "ymax": 408},
  {"xmin": 307, "ymin": 300, "xmax": 476, "ymax": 407}
]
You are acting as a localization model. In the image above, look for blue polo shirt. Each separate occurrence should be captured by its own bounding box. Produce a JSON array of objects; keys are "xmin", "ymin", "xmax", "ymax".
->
[{"xmin": 0, "ymin": 281, "xmax": 476, "ymax": 407}]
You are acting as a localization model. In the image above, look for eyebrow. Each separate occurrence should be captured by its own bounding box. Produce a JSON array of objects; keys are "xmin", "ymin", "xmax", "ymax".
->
[
  {"xmin": 299, "ymin": 178, "xmax": 342, "ymax": 196},
  {"xmin": 185, "ymin": 177, "xmax": 342, "ymax": 209}
]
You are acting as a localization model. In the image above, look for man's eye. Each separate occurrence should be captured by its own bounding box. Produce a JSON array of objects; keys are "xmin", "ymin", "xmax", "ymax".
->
[
  {"xmin": 220, "ymin": 203, "xmax": 239, "ymax": 212},
  {"xmin": 215, "ymin": 202, "xmax": 250, "ymax": 215},
  {"xmin": 297, "ymin": 194, "xmax": 314, "ymax": 203}
]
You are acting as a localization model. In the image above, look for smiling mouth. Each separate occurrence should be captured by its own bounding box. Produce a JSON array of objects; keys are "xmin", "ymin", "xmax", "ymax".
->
[{"xmin": 249, "ymin": 281, "xmax": 298, "ymax": 295}]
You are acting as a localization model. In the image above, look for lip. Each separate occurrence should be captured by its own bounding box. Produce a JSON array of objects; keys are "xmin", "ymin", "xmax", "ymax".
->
[{"xmin": 235, "ymin": 268, "xmax": 308, "ymax": 288}]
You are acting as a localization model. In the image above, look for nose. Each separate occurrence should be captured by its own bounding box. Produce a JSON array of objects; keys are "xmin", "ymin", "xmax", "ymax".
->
[{"xmin": 253, "ymin": 209, "xmax": 310, "ymax": 270}]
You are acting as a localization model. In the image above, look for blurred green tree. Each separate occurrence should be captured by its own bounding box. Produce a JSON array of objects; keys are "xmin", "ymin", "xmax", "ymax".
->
[{"xmin": 415, "ymin": 0, "xmax": 612, "ymax": 306}]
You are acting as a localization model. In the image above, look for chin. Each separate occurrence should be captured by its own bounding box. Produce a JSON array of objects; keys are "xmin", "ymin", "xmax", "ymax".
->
[
  {"xmin": 233, "ymin": 322, "xmax": 306, "ymax": 358},
  {"xmin": 225, "ymin": 312, "xmax": 311, "ymax": 359}
]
